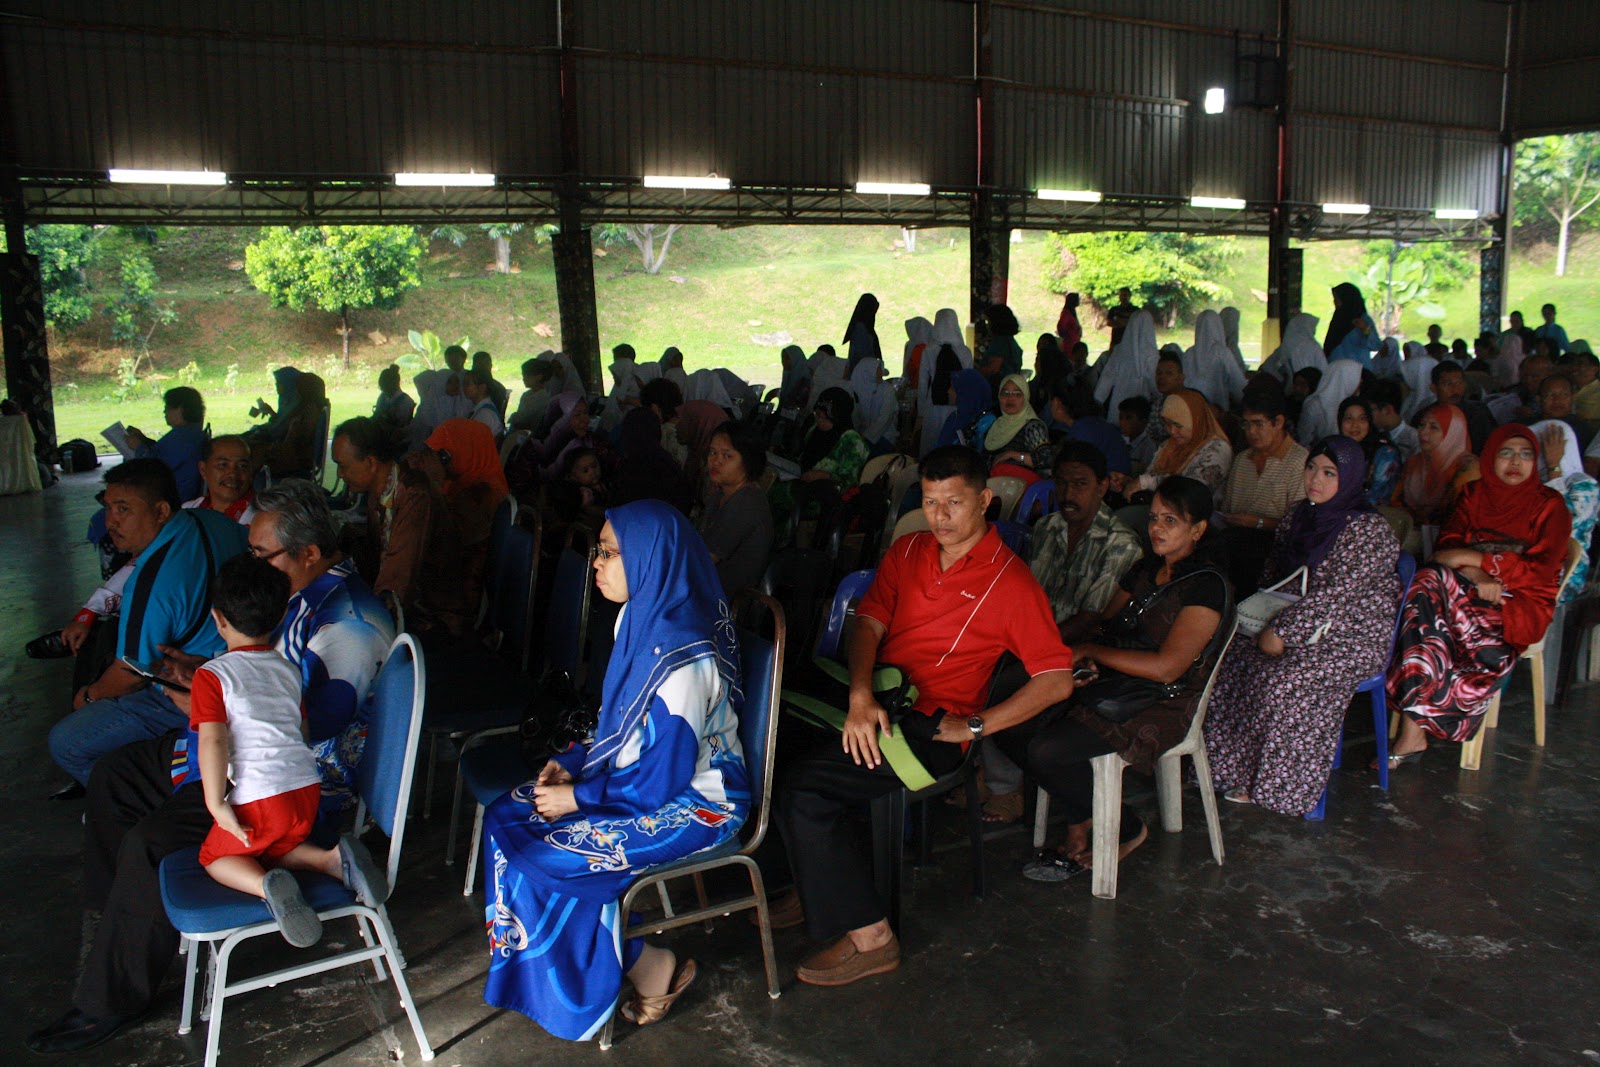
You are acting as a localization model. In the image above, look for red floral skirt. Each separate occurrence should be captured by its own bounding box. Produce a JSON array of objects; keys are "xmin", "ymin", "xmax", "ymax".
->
[{"xmin": 1385, "ymin": 564, "xmax": 1516, "ymax": 743}]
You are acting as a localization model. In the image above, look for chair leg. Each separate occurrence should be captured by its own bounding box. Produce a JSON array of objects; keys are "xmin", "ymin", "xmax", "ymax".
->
[
  {"xmin": 199, "ymin": 944, "xmax": 217, "ymax": 1021},
  {"xmin": 202, "ymin": 938, "xmax": 238, "ymax": 1067},
  {"xmin": 423, "ymin": 734, "xmax": 438, "ymax": 820},
  {"xmin": 445, "ymin": 759, "xmax": 468, "ymax": 865},
  {"xmin": 1531, "ymin": 650, "xmax": 1547, "ymax": 747},
  {"xmin": 463, "ymin": 804, "xmax": 485, "ymax": 896},
  {"xmin": 1189, "ymin": 749, "xmax": 1226, "ymax": 866},
  {"xmin": 1155, "ymin": 753, "xmax": 1183, "ymax": 833},
  {"xmin": 870, "ymin": 790, "xmax": 907, "ymax": 935},
  {"xmin": 1485, "ymin": 689, "xmax": 1502, "ymax": 729},
  {"xmin": 1372, "ymin": 689, "xmax": 1390, "ymax": 791},
  {"xmin": 357, "ymin": 913, "xmax": 389, "ymax": 981},
  {"xmin": 656, "ymin": 881, "xmax": 676, "ymax": 919},
  {"xmin": 1089, "ymin": 755, "xmax": 1123, "ymax": 900},
  {"xmin": 742, "ymin": 859, "xmax": 782, "ymax": 1000},
  {"xmin": 367, "ymin": 908, "xmax": 436, "ymax": 1061},
  {"xmin": 177, "ymin": 935, "xmax": 198, "ymax": 1035},
  {"xmin": 1031, "ymin": 787, "xmax": 1050, "ymax": 850},
  {"xmin": 1460, "ymin": 722, "xmax": 1486, "ymax": 770},
  {"xmin": 963, "ymin": 761, "xmax": 985, "ymax": 900}
]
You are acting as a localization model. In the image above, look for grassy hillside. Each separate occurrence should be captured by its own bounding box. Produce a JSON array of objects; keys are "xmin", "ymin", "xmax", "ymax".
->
[{"xmin": 44, "ymin": 223, "xmax": 1600, "ymax": 446}]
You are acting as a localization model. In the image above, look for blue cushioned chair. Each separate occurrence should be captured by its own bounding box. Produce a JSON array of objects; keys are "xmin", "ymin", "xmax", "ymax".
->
[
  {"xmin": 159, "ymin": 634, "xmax": 434, "ymax": 1067},
  {"xmin": 453, "ymin": 528, "xmax": 595, "ymax": 894},
  {"xmin": 1015, "ymin": 479, "xmax": 1058, "ymax": 525},
  {"xmin": 1306, "ymin": 552, "xmax": 1416, "ymax": 821},
  {"xmin": 597, "ymin": 595, "xmax": 786, "ymax": 1050},
  {"xmin": 993, "ymin": 518, "xmax": 1031, "ymax": 558}
]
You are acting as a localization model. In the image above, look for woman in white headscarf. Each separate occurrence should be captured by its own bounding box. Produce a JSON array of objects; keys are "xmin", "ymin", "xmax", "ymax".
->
[
  {"xmin": 849, "ymin": 358, "xmax": 898, "ymax": 450},
  {"xmin": 1530, "ymin": 418, "xmax": 1597, "ymax": 602},
  {"xmin": 1297, "ymin": 359, "xmax": 1364, "ymax": 444},
  {"xmin": 601, "ymin": 345, "xmax": 641, "ymax": 432},
  {"xmin": 538, "ymin": 350, "xmax": 584, "ymax": 397},
  {"xmin": 1493, "ymin": 333, "xmax": 1526, "ymax": 390},
  {"xmin": 660, "ymin": 347, "xmax": 689, "ymax": 393},
  {"xmin": 1259, "ymin": 313, "xmax": 1326, "ymax": 383},
  {"xmin": 930, "ymin": 308, "xmax": 973, "ymax": 368},
  {"xmin": 1370, "ymin": 336, "xmax": 1402, "ymax": 379},
  {"xmin": 903, "ymin": 316, "xmax": 934, "ymax": 385},
  {"xmin": 1399, "ymin": 348, "xmax": 1438, "ymax": 423},
  {"xmin": 1184, "ymin": 309, "xmax": 1244, "ymax": 408},
  {"xmin": 684, "ymin": 368, "xmax": 735, "ymax": 411},
  {"xmin": 808, "ymin": 344, "xmax": 850, "ymax": 402},
  {"xmin": 1219, "ymin": 306, "xmax": 1248, "ymax": 376},
  {"xmin": 1094, "ymin": 309, "xmax": 1160, "ymax": 421},
  {"xmin": 634, "ymin": 360, "xmax": 662, "ymax": 386}
]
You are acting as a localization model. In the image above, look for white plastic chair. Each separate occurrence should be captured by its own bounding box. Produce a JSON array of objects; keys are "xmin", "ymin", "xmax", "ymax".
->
[
  {"xmin": 891, "ymin": 508, "xmax": 931, "ymax": 542},
  {"xmin": 1461, "ymin": 538, "xmax": 1584, "ymax": 769},
  {"xmin": 1032, "ymin": 620, "xmax": 1237, "ymax": 899},
  {"xmin": 159, "ymin": 634, "xmax": 434, "ymax": 1067},
  {"xmin": 986, "ymin": 475, "xmax": 1026, "ymax": 521}
]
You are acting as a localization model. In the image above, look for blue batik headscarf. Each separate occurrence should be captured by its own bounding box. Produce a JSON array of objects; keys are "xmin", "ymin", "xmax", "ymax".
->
[
  {"xmin": 581, "ymin": 499, "xmax": 742, "ymax": 776},
  {"xmin": 935, "ymin": 369, "xmax": 993, "ymax": 449}
]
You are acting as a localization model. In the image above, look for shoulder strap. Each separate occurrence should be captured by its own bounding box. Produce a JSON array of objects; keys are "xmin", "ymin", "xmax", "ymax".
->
[{"xmin": 170, "ymin": 512, "xmax": 220, "ymax": 650}]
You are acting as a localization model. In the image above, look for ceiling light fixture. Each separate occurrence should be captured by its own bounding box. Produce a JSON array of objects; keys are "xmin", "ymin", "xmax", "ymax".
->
[
  {"xmin": 855, "ymin": 181, "xmax": 932, "ymax": 196},
  {"xmin": 1322, "ymin": 202, "xmax": 1371, "ymax": 215},
  {"xmin": 107, "ymin": 169, "xmax": 227, "ymax": 185},
  {"xmin": 1435, "ymin": 208, "xmax": 1480, "ymax": 220},
  {"xmin": 1190, "ymin": 195, "xmax": 1246, "ymax": 210},
  {"xmin": 1037, "ymin": 189, "xmax": 1103, "ymax": 203},
  {"xmin": 393, "ymin": 172, "xmax": 496, "ymax": 186},
  {"xmin": 1203, "ymin": 87, "xmax": 1227, "ymax": 114},
  {"xmin": 642, "ymin": 175, "xmax": 731, "ymax": 190}
]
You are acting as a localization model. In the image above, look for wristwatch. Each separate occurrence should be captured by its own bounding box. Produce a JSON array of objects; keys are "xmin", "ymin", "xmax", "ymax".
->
[{"xmin": 966, "ymin": 715, "xmax": 986, "ymax": 739}]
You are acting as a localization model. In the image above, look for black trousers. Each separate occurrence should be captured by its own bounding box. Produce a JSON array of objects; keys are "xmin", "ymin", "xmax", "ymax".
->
[
  {"xmin": 772, "ymin": 726, "xmax": 963, "ymax": 942},
  {"xmin": 75, "ymin": 730, "xmax": 211, "ymax": 1019},
  {"xmin": 991, "ymin": 705, "xmax": 1141, "ymax": 836}
]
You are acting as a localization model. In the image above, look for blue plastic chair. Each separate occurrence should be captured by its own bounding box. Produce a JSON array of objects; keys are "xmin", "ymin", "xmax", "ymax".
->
[
  {"xmin": 159, "ymin": 634, "xmax": 434, "ymax": 1067},
  {"xmin": 814, "ymin": 568, "xmax": 876, "ymax": 661},
  {"xmin": 1015, "ymin": 479, "xmax": 1058, "ymax": 525},
  {"xmin": 597, "ymin": 598, "xmax": 786, "ymax": 1050},
  {"xmin": 1306, "ymin": 552, "xmax": 1417, "ymax": 821},
  {"xmin": 993, "ymin": 519, "xmax": 1031, "ymax": 558},
  {"xmin": 455, "ymin": 531, "xmax": 595, "ymax": 893}
]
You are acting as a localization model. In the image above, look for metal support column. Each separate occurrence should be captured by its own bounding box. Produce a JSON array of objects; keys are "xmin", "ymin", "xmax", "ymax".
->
[
  {"xmin": 0, "ymin": 187, "xmax": 53, "ymax": 453},
  {"xmin": 551, "ymin": 0, "xmax": 600, "ymax": 393},
  {"xmin": 1263, "ymin": 0, "xmax": 1295, "ymax": 359}
]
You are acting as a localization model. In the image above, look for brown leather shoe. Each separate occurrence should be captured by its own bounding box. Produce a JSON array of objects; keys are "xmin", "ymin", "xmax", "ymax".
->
[
  {"xmin": 752, "ymin": 889, "xmax": 804, "ymax": 931},
  {"xmin": 796, "ymin": 933, "xmax": 901, "ymax": 987}
]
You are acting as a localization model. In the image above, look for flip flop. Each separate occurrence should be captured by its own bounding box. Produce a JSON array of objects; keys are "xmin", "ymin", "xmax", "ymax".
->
[{"xmin": 1371, "ymin": 750, "xmax": 1423, "ymax": 772}]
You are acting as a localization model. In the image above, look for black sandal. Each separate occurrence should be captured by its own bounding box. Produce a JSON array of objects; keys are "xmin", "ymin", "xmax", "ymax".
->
[{"xmin": 1022, "ymin": 849, "xmax": 1090, "ymax": 883}]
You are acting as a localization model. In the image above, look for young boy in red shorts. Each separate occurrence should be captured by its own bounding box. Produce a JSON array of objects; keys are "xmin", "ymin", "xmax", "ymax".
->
[{"xmin": 192, "ymin": 555, "xmax": 387, "ymax": 947}]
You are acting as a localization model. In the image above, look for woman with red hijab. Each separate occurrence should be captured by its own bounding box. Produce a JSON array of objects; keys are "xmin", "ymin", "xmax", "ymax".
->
[
  {"xmin": 1383, "ymin": 424, "xmax": 1571, "ymax": 768},
  {"xmin": 425, "ymin": 418, "xmax": 509, "ymax": 627}
]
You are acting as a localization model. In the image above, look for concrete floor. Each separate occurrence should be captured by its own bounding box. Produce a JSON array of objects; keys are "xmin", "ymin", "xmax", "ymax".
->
[{"xmin": 5, "ymin": 469, "xmax": 1600, "ymax": 1066}]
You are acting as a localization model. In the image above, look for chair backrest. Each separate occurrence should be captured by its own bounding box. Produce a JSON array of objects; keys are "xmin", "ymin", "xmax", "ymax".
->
[
  {"xmin": 733, "ymin": 596, "xmax": 786, "ymax": 855},
  {"xmin": 859, "ymin": 452, "xmax": 911, "ymax": 487},
  {"xmin": 993, "ymin": 519, "xmax": 1031, "ymax": 558},
  {"xmin": 891, "ymin": 508, "xmax": 930, "ymax": 543},
  {"xmin": 1561, "ymin": 537, "xmax": 1584, "ymax": 594},
  {"xmin": 815, "ymin": 568, "xmax": 876, "ymax": 662},
  {"xmin": 491, "ymin": 510, "xmax": 543, "ymax": 672},
  {"xmin": 987, "ymin": 475, "xmax": 1026, "ymax": 521},
  {"xmin": 1182, "ymin": 616, "xmax": 1240, "ymax": 744},
  {"xmin": 544, "ymin": 525, "xmax": 595, "ymax": 682},
  {"xmin": 1016, "ymin": 479, "xmax": 1058, "ymax": 525},
  {"xmin": 379, "ymin": 589, "xmax": 406, "ymax": 635},
  {"xmin": 355, "ymin": 634, "xmax": 427, "ymax": 891},
  {"xmin": 310, "ymin": 398, "xmax": 333, "ymax": 486}
]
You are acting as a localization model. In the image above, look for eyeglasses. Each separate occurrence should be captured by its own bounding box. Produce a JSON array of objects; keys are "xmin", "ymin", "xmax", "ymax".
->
[
  {"xmin": 596, "ymin": 545, "xmax": 621, "ymax": 562},
  {"xmin": 249, "ymin": 545, "xmax": 288, "ymax": 562}
]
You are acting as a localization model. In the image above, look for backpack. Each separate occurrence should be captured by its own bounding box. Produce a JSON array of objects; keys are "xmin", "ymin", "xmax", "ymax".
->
[{"xmin": 58, "ymin": 438, "xmax": 99, "ymax": 473}]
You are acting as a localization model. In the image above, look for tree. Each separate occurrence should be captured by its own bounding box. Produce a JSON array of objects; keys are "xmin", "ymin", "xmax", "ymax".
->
[
  {"xmin": 25, "ymin": 224, "xmax": 97, "ymax": 330},
  {"xmin": 480, "ymin": 222, "xmax": 524, "ymax": 274},
  {"xmin": 244, "ymin": 225, "xmax": 425, "ymax": 366},
  {"xmin": 106, "ymin": 250, "xmax": 179, "ymax": 373},
  {"xmin": 1042, "ymin": 231, "xmax": 1238, "ymax": 324},
  {"xmin": 1515, "ymin": 133, "xmax": 1600, "ymax": 276},
  {"xmin": 1358, "ymin": 241, "xmax": 1469, "ymax": 334},
  {"xmin": 597, "ymin": 222, "xmax": 682, "ymax": 275}
]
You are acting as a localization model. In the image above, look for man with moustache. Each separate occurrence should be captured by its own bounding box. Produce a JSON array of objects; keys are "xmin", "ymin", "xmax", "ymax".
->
[{"xmin": 181, "ymin": 434, "xmax": 258, "ymax": 522}]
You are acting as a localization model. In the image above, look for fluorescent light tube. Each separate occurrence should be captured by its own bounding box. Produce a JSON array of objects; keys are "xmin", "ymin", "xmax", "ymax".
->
[
  {"xmin": 642, "ymin": 175, "xmax": 731, "ymax": 190},
  {"xmin": 1435, "ymin": 208, "xmax": 1480, "ymax": 220},
  {"xmin": 107, "ymin": 169, "xmax": 227, "ymax": 185},
  {"xmin": 1190, "ymin": 195, "xmax": 1246, "ymax": 210},
  {"xmin": 855, "ymin": 181, "xmax": 931, "ymax": 196},
  {"xmin": 1322, "ymin": 202, "xmax": 1371, "ymax": 215},
  {"xmin": 394, "ymin": 172, "xmax": 496, "ymax": 187},
  {"xmin": 1037, "ymin": 189, "xmax": 1103, "ymax": 203},
  {"xmin": 1203, "ymin": 87, "xmax": 1226, "ymax": 114}
]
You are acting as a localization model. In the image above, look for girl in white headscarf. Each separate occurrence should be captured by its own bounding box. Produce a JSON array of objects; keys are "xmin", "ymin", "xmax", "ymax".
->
[
  {"xmin": 660, "ymin": 347, "xmax": 689, "ymax": 393},
  {"xmin": 849, "ymin": 358, "xmax": 898, "ymax": 449},
  {"xmin": 1297, "ymin": 358, "xmax": 1364, "ymax": 444},
  {"xmin": 808, "ymin": 344, "xmax": 850, "ymax": 401},
  {"xmin": 1219, "ymin": 306, "xmax": 1248, "ymax": 376},
  {"xmin": 1184, "ymin": 309, "xmax": 1244, "ymax": 408},
  {"xmin": 1399, "ymin": 349, "xmax": 1438, "ymax": 422},
  {"xmin": 685, "ymin": 368, "xmax": 735, "ymax": 410},
  {"xmin": 930, "ymin": 308, "xmax": 973, "ymax": 367},
  {"xmin": 1259, "ymin": 313, "xmax": 1326, "ymax": 383},
  {"xmin": 1094, "ymin": 309, "xmax": 1160, "ymax": 421},
  {"xmin": 538, "ymin": 350, "xmax": 583, "ymax": 397},
  {"xmin": 1371, "ymin": 336, "xmax": 1402, "ymax": 379},
  {"xmin": 903, "ymin": 316, "xmax": 934, "ymax": 382},
  {"xmin": 1493, "ymin": 333, "xmax": 1526, "ymax": 390},
  {"xmin": 601, "ymin": 346, "xmax": 641, "ymax": 431}
]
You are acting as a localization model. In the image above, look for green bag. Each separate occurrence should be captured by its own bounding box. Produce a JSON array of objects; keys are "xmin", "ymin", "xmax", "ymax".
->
[{"xmin": 780, "ymin": 659, "xmax": 938, "ymax": 791}]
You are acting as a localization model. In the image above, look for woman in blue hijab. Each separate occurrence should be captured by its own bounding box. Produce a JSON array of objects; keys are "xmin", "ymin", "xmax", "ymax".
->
[
  {"xmin": 934, "ymin": 368, "xmax": 995, "ymax": 449},
  {"xmin": 482, "ymin": 500, "xmax": 749, "ymax": 1040}
]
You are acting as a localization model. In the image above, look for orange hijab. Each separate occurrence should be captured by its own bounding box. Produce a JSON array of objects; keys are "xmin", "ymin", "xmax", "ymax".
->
[
  {"xmin": 427, "ymin": 418, "xmax": 509, "ymax": 501},
  {"xmin": 1401, "ymin": 403, "xmax": 1471, "ymax": 511},
  {"xmin": 1150, "ymin": 389, "xmax": 1226, "ymax": 477}
]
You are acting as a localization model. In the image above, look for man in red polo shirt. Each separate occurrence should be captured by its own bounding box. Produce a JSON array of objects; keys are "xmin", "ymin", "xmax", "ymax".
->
[{"xmin": 772, "ymin": 446, "xmax": 1075, "ymax": 987}]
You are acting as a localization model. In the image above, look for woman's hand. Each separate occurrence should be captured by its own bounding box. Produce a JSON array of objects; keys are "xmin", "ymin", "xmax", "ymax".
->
[
  {"xmin": 537, "ymin": 760, "xmax": 573, "ymax": 786},
  {"xmin": 1256, "ymin": 629, "xmax": 1286, "ymax": 657},
  {"xmin": 532, "ymin": 783, "xmax": 578, "ymax": 821},
  {"xmin": 842, "ymin": 690, "xmax": 890, "ymax": 769},
  {"xmin": 1433, "ymin": 548, "xmax": 1481, "ymax": 570},
  {"xmin": 125, "ymin": 427, "xmax": 150, "ymax": 448},
  {"xmin": 1472, "ymin": 577, "xmax": 1506, "ymax": 606}
]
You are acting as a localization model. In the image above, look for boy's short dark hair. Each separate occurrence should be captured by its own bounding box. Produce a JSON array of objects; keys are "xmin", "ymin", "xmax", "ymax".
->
[
  {"xmin": 105, "ymin": 457, "xmax": 181, "ymax": 511},
  {"xmin": 1118, "ymin": 396, "xmax": 1152, "ymax": 421},
  {"xmin": 1293, "ymin": 367, "xmax": 1322, "ymax": 392},
  {"xmin": 333, "ymin": 416, "xmax": 406, "ymax": 463},
  {"xmin": 1241, "ymin": 388, "xmax": 1288, "ymax": 422},
  {"xmin": 713, "ymin": 420, "xmax": 768, "ymax": 482},
  {"xmin": 1363, "ymin": 378, "xmax": 1402, "ymax": 412},
  {"xmin": 1430, "ymin": 362, "xmax": 1464, "ymax": 387},
  {"xmin": 164, "ymin": 386, "xmax": 206, "ymax": 425},
  {"xmin": 521, "ymin": 358, "xmax": 554, "ymax": 381},
  {"xmin": 640, "ymin": 377, "xmax": 684, "ymax": 419},
  {"xmin": 1053, "ymin": 440, "xmax": 1108, "ymax": 481},
  {"xmin": 920, "ymin": 445, "xmax": 988, "ymax": 492},
  {"xmin": 211, "ymin": 554, "xmax": 291, "ymax": 638},
  {"xmin": 1157, "ymin": 351, "xmax": 1184, "ymax": 369}
]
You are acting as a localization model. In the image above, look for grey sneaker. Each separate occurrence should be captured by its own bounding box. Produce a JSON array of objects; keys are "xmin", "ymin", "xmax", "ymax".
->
[
  {"xmin": 338, "ymin": 835, "xmax": 390, "ymax": 907},
  {"xmin": 262, "ymin": 869, "xmax": 323, "ymax": 947}
]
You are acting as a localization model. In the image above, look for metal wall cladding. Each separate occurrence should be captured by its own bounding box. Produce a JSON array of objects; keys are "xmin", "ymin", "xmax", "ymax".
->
[
  {"xmin": 995, "ymin": 0, "xmax": 1277, "ymax": 36},
  {"xmin": 1293, "ymin": 0, "xmax": 1508, "ymax": 68},
  {"xmin": 576, "ymin": 0, "xmax": 971, "ymax": 78},
  {"xmin": 5, "ymin": 7, "xmax": 563, "ymax": 175},
  {"xmin": 1294, "ymin": 49, "xmax": 1503, "ymax": 132},
  {"xmin": 1513, "ymin": 0, "xmax": 1600, "ymax": 134},
  {"xmin": 1293, "ymin": 117, "xmax": 1501, "ymax": 213}
]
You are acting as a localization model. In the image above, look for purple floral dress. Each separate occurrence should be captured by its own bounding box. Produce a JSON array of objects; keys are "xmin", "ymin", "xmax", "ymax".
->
[{"xmin": 1204, "ymin": 512, "xmax": 1401, "ymax": 815}]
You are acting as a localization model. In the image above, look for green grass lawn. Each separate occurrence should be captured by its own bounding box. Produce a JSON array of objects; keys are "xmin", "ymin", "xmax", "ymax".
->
[{"xmin": 45, "ymin": 223, "xmax": 1600, "ymax": 447}]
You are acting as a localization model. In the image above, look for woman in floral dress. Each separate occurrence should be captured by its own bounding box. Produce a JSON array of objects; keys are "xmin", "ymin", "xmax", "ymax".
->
[{"xmin": 1204, "ymin": 436, "xmax": 1402, "ymax": 815}]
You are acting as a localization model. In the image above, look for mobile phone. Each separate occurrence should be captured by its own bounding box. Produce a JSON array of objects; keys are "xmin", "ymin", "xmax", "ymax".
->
[{"xmin": 120, "ymin": 655, "xmax": 191, "ymax": 693}]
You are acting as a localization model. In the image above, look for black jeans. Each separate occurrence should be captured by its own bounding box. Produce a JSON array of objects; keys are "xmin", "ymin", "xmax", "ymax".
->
[
  {"xmin": 991, "ymin": 704, "xmax": 1142, "ymax": 838},
  {"xmin": 76, "ymin": 730, "xmax": 212, "ymax": 1019},
  {"xmin": 772, "ymin": 726, "xmax": 964, "ymax": 942}
]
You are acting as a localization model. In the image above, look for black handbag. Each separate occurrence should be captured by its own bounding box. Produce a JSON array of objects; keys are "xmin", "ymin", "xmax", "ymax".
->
[
  {"xmin": 1081, "ymin": 567, "xmax": 1227, "ymax": 723},
  {"xmin": 518, "ymin": 669, "xmax": 600, "ymax": 765}
]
